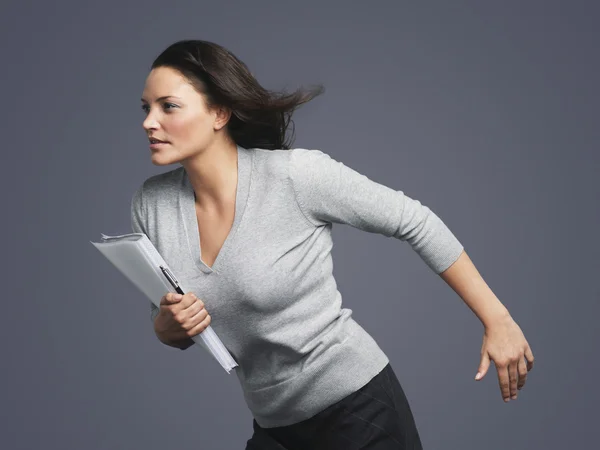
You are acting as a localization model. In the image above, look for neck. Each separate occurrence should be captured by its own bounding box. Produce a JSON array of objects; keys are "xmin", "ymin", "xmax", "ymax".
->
[{"xmin": 182, "ymin": 139, "xmax": 239, "ymax": 209}]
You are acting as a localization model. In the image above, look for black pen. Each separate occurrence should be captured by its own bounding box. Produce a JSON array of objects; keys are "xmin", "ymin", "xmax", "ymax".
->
[{"xmin": 160, "ymin": 265, "xmax": 185, "ymax": 295}]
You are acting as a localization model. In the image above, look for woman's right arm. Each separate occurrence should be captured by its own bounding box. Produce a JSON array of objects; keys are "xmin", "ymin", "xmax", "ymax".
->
[
  {"xmin": 153, "ymin": 292, "xmax": 212, "ymax": 350},
  {"xmin": 153, "ymin": 312, "xmax": 196, "ymax": 350},
  {"xmin": 131, "ymin": 186, "xmax": 208, "ymax": 351}
]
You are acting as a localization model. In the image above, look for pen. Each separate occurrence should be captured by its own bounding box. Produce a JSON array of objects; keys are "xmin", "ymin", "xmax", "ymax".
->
[{"xmin": 160, "ymin": 265, "xmax": 185, "ymax": 295}]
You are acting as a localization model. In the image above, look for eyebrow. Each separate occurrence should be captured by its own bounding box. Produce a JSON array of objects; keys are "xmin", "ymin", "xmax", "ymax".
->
[{"xmin": 140, "ymin": 95, "xmax": 181, "ymax": 103}]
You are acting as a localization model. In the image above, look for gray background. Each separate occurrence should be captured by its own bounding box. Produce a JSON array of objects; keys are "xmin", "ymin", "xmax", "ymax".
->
[{"xmin": 1, "ymin": 0, "xmax": 598, "ymax": 448}]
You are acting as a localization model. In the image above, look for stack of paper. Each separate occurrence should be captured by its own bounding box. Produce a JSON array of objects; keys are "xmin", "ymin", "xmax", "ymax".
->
[{"xmin": 90, "ymin": 232, "xmax": 238, "ymax": 373}]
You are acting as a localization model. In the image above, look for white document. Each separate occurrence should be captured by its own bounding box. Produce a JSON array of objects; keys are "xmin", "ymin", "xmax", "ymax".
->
[{"xmin": 90, "ymin": 232, "xmax": 238, "ymax": 373}]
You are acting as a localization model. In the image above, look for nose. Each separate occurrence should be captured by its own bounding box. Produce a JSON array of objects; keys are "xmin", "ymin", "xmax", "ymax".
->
[
  {"xmin": 142, "ymin": 109, "xmax": 160, "ymax": 132},
  {"xmin": 143, "ymin": 116, "xmax": 158, "ymax": 132}
]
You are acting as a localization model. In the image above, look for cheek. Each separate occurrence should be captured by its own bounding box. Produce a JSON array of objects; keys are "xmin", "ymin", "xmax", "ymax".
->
[
  {"xmin": 168, "ymin": 116, "xmax": 193, "ymax": 138},
  {"xmin": 173, "ymin": 115, "xmax": 213, "ymax": 145}
]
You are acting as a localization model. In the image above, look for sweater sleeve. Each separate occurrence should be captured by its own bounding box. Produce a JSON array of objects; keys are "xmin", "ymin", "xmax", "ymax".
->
[
  {"xmin": 289, "ymin": 148, "xmax": 464, "ymax": 274},
  {"xmin": 130, "ymin": 184, "xmax": 160, "ymax": 322}
]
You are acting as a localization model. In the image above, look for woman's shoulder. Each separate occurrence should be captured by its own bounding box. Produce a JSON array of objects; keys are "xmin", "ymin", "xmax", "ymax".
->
[
  {"xmin": 250, "ymin": 146, "xmax": 330, "ymax": 180},
  {"xmin": 133, "ymin": 166, "xmax": 184, "ymax": 201}
]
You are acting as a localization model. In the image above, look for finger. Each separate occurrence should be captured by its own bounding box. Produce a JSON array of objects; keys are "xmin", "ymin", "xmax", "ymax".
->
[
  {"xmin": 178, "ymin": 292, "xmax": 199, "ymax": 309},
  {"xmin": 508, "ymin": 360, "xmax": 519, "ymax": 399},
  {"xmin": 171, "ymin": 296, "xmax": 200, "ymax": 324},
  {"xmin": 184, "ymin": 299, "xmax": 205, "ymax": 319},
  {"xmin": 182, "ymin": 293, "xmax": 204, "ymax": 312},
  {"xmin": 160, "ymin": 292, "xmax": 183, "ymax": 305},
  {"xmin": 497, "ymin": 363, "xmax": 511, "ymax": 402},
  {"xmin": 187, "ymin": 312, "xmax": 212, "ymax": 337},
  {"xmin": 517, "ymin": 357, "xmax": 528, "ymax": 391},
  {"xmin": 476, "ymin": 352, "xmax": 491, "ymax": 381},
  {"xmin": 183, "ymin": 307, "xmax": 208, "ymax": 331},
  {"xmin": 524, "ymin": 345, "xmax": 535, "ymax": 372}
]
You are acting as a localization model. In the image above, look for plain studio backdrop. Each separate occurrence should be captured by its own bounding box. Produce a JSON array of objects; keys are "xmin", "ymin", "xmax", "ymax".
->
[{"xmin": 1, "ymin": 1, "xmax": 597, "ymax": 449}]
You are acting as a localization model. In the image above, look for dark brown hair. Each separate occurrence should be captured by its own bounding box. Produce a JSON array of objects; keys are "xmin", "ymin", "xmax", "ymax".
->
[{"xmin": 150, "ymin": 39, "xmax": 325, "ymax": 150}]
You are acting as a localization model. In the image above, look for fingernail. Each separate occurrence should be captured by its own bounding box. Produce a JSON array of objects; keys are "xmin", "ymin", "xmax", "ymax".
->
[
  {"xmin": 505, "ymin": 398, "xmax": 510, "ymax": 402},
  {"xmin": 511, "ymin": 395, "xmax": 517, "ymax": 399},
  {"xmin": 175, "ymin": 294, "xmax": 182, "ymax": 300}
]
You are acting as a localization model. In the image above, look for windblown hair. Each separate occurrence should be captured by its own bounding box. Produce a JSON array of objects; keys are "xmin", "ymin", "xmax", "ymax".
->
[{"xmin": 150, "ymin": 39, "xmax": 325, "ymax": 150}]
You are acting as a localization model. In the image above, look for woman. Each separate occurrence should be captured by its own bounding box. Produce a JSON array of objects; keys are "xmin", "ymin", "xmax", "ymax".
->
[{"xmin": 133, "ymin": 39, "xmax": 534, "ymax": 449}]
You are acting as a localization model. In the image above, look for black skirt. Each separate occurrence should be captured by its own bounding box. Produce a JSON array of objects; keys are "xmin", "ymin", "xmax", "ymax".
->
[{"xmin": 245, "ymin": 363, "xmax": 423, "ymax": 449}]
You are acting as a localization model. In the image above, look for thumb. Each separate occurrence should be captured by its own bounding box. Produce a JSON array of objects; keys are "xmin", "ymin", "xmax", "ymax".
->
[
  {"xmin": 475, "ymin": 352, "xmax": 491, "ymax": 381},
  {"xmin": 161, "ymin": 292, "xmax": 183, "ymax": 305}
]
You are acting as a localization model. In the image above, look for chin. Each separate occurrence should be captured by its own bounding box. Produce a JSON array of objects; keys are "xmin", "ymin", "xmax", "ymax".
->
[{"xmin": 150, "ymin": 153, "xmax": 181, "ymax": 166}]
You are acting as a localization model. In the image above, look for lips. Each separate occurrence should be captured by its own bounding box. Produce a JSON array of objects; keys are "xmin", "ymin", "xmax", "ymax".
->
[{"xmin": 149, "ymin": 137, "xmax": 168, "ymax": 143}]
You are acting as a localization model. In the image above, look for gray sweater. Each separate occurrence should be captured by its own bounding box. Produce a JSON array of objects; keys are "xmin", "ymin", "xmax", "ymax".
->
[{"xmin": 130, "ymin": 145, "xmax": 464, "ymax": 428}]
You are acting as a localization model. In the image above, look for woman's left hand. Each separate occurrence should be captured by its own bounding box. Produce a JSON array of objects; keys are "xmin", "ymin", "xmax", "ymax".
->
[{"xmin": 474, "ymin": 315, "xmax": 535, "ymax": 402}]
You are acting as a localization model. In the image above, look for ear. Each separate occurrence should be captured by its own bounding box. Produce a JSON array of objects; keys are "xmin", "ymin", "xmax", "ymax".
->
[{"xmin": 213, "ymin": 106, "xmax": 232, "ymax": 131}]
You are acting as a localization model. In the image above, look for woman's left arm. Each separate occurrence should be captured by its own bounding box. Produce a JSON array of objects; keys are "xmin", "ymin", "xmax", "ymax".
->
[
  {"xmin": 439, "ymin": 250, "xmax": 535, "ymax": 403},
  {"xmin": 288, "ymin": 148, "xmax": 535, "ymax": 402}
]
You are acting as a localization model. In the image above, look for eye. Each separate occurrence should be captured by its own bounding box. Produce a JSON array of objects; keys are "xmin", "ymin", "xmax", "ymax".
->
[{"xmin": 140, "ymin": 103, "xmax": 177, "ymax": 113}]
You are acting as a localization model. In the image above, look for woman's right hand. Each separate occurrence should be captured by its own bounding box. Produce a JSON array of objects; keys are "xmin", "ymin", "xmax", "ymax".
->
[{"xmin": 154, "ymin": 292, "xmax": 212, "ymax": 343}]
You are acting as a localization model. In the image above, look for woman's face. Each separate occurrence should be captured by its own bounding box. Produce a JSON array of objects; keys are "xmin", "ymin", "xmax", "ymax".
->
[{"xmin": 141, "ymin": 66, "xmax": 220, "ymax": 165}]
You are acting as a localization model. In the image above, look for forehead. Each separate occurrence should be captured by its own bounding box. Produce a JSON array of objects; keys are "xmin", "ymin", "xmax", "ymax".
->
[{"xmin": 141, "ymin": 67, "xmax": 196, "ymax": 101}]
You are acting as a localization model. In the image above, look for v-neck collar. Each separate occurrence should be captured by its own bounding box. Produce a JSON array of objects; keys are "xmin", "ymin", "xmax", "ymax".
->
[{"xmin": 179, "ymin": 145, "xmax": 253, "ymax": 274}]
